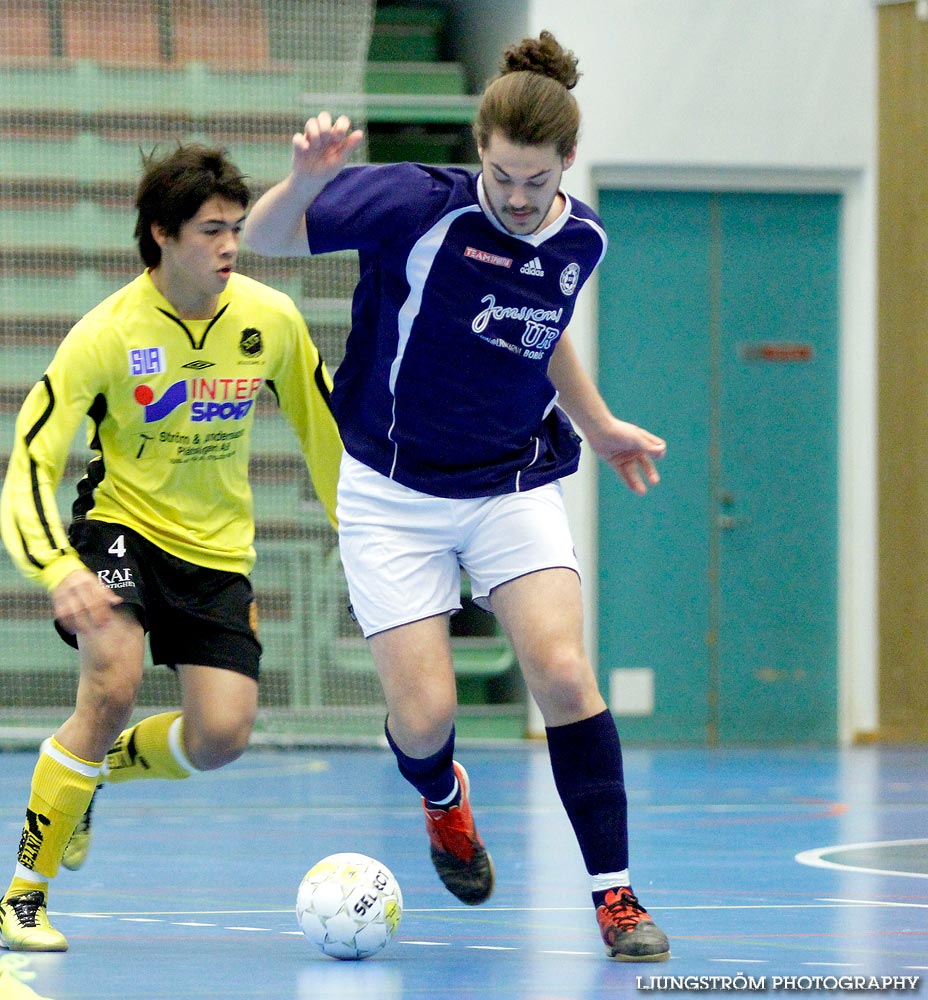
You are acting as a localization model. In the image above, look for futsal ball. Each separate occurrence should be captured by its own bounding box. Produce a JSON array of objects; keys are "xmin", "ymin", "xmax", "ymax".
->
[{"xmin": 296, "ymin": 852, "xmax": 403, "ymax": 960}]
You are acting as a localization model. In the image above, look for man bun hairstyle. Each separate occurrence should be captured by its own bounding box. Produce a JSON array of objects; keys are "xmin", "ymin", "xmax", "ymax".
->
[
  {"xmin": 135, "ymin": 144, "xmax": 250, "ymax": 267},
  {"xmin": 474, "ymin": 30, "xmax": 581, "ymax": 159}
]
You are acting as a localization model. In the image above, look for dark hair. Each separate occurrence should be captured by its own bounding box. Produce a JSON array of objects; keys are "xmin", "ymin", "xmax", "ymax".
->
[
  {"xmin": 134, "ymin": 145, "xmax": 250, "ymax": 267},
  {"xmin": 473, "ymin": 30, "xmax": 581, "ymax": 159}
]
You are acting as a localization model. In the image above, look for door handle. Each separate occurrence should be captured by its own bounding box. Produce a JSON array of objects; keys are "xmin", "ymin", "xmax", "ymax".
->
[{"xmin": 717, "ymin": 514, "xmax": 748, "ymax": 530}]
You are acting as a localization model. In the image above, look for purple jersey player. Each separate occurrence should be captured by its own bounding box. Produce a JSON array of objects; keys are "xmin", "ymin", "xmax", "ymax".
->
[{"xmin": 245, "ymin": 31, "xmax": 669, "ymax": 963}]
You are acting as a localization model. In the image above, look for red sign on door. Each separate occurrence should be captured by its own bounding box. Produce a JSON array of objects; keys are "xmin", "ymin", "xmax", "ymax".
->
[{"xmin": 739, "ymin": 342, "xmax": 814, "ymax": 362}]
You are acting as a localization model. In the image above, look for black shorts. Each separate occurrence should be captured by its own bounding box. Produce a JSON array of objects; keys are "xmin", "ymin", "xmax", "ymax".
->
[{"xmin": 57, "ymin": 519, "xmax": 262, "ymax": 680}]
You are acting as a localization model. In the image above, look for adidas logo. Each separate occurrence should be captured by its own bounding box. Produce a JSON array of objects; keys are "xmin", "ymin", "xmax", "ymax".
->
[{"xmin": 519, "ymin": 257, "xmax": 545, "ymax": 277}]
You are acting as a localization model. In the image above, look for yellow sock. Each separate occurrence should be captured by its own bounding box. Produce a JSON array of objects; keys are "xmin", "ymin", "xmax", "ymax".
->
[
  {"xmin": 103, "ymin": 712, "xmax": 192, "ymax": 784},
  {"xmin": 10, "ymin": 737, "xmax": 101, "ymax": 882}
]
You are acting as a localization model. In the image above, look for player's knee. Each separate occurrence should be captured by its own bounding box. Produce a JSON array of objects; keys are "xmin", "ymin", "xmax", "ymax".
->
[
  {"xmin": 86, "ymin": 674, "xmax": 142, "ymax": 729},
  {"xmin": 525, "ymin": 647, "xmax": 595, "ymax": 716},
  {"xmin": 185, "ymin": 714, "xmax": 255, "ymax": 771},
  {"xmin": 388, "ymin": 701, "xmax": 455, "ymax": 757}
]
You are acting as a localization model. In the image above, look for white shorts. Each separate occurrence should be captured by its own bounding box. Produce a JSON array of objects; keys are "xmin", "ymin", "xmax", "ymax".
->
[{"xmin": 336, "ymin": 453, "xmax": 580, "ymax": 637}]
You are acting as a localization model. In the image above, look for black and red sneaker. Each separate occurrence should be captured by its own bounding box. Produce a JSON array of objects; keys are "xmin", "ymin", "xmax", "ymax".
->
[
  {"xmin": 423, "ymin": 761, "xmax": 495, "ymax": 905},
  {"xmin": 596, "ymin": 886, "xmax": 670, "ymax": 962}
]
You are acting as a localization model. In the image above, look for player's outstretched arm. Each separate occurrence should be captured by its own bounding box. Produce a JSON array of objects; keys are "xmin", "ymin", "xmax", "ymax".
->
[
  {"xmin": 244, "ymin": 112, "xmax": 364, "ymax": 257},
  {"xmin": 548, "ymin": 332, "xmax": 666, "ymax": 495}
]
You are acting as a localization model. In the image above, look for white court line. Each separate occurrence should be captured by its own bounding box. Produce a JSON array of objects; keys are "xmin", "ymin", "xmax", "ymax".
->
[
  {"xmin": 803, "ymin": 962, "xmax": 865, "ymax": 968},
  {"xmin": 54, "ymin": 901, "xmax": 898, "ymax": 920},
  {"xmin": 648, "ymin": 903, "xmax": 873, "ymax": 911},
  {"xmin": 51, "ymin": 897, "xmax": 924, "ymax": 949},
  {"xmin": 57, "ymin": 909, "xmax": 293, "ymax": 917},
  {"xmin": 795, "ymin": 837, "xmax": 928, "ymax": 879},
  {"xmin": 540, "ymin": 950, "xmax": 596, "ymax": 957},
  {"xmin": 46, "ymin": 899, "xmax": 927, "ymax": 963},
  {"xmin": 817, "ymin": 896, "xmax": 928, "ymax": 909}
]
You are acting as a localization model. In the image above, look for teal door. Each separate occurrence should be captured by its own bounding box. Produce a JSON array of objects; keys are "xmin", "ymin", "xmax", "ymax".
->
[{"xmin": 596, "ymin": 189, "xmax": 839, "ymax": 744}]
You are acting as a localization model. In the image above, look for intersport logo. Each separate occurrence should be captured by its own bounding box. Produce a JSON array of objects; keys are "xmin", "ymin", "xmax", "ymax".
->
[{"xmin": 134, "ymin": 377, "xmax": 263, "ymax": 423}]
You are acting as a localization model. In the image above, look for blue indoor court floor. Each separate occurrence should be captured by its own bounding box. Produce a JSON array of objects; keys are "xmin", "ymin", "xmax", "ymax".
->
[{"xmin": 0, "ymin": 742, "xmax": 926, "ymax": 999}]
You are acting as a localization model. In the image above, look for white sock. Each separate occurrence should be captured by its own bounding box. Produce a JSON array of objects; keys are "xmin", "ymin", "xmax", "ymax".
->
[
  {"xmin": 168, "ymin": 716, "xmax": 197, "ymax": 773},
  {"xmin": 13, "ymin": 863, "xmax": 49, "ymax": 885},
  {"xmin": 591, "ymin": 870, "xmax": 630, "ymax": 893}
]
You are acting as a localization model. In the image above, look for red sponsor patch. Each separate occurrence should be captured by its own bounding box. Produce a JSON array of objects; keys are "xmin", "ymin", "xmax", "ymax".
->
[{"xmin": 464, "ymin": 246, "xmax": 512, "ymax": 268}]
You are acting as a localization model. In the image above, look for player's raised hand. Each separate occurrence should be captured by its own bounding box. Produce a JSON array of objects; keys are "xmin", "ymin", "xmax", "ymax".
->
[
  {"xmin": 244, "ymin": 113, "xmax": 362, "ymax": 255},
  {"xmin": 291, "ymin": 112, "xmax": 364, "ymax": 184}
]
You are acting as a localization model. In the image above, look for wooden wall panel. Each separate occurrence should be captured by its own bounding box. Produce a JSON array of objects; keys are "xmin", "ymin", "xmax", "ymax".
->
[{"xmin": 878, "ymin": 1, "xmax": 928, "ymax": 740}]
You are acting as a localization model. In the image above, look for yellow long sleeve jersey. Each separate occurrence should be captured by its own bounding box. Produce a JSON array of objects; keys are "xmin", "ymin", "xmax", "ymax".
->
[{"xmin": 1, "ymin": 270, "xmax": 342, "ymax": 592}]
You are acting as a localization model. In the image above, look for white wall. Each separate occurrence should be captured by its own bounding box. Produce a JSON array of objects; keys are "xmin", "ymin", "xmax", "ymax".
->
[{"xmin": 524, "ymin": 0, "xmax": 879, "ymax": 742}]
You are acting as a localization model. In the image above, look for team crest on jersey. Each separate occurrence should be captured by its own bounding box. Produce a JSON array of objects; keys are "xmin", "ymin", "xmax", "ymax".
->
[
  {"xmin": 560, "ymin": 263, "xmax": 581, "ymax": 296},
  {"xmin": 240, "ymin": 328, "xmax": 263, "ymax": 357}
]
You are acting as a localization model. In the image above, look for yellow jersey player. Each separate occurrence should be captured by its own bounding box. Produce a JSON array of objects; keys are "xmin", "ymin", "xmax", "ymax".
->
[{"xmin": 0, "ymin": 145, "xmax": 342, "ymax": 951}]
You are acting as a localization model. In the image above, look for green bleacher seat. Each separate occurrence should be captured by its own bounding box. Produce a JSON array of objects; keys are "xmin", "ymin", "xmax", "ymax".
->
[
  {"xmin": 0, "ymin": 273, "xmax": 347, "ymax": 328},
  {"xmin": 332, "ymin": 634, "xmax": 517, "ymax": 687},
  {"xmin": 0, "ymin": 202, "xmax": 132, "ymax": 250},
  {"xmin": 0, "ymin": 349, "xmax": 58, "ymax": 384},
  {"xmin": 0, "ymin": 272, "xmax": 306, "ymax": 321},
  {"xmin": 0, "ymin": 271, "xmax": 123, "ymax": 316},
  {"xmin": 332, "ymin": 564, "xmax": 517, "ymax": 686},
  {"xmin": 0, "ymin": 134, "xmax": 293, "ymax": 188},
  {"xmin": 0, "ymin": 135, "xmax": 140, "ymax": 185},
  {"xmin": 365, "ymin": 60, "xmax": 466, "ymax": 97},
  {"xmin": 367, "ymin": 125, "xmax": 467, "ymax": 164},
  {"xmin": 0, "ymin": 59, "xmax": 477, "ymax": 126},
  {"xmin": 369, "ymin": 25, "xmax": 441, "ymax": 64},
  {"xmin": 369, "ymin": 4, "xmax": 447, "ymax": 63},
  {"xmin": 0, "ymin": 61, "xmax": 308, "ymax": 117},
  {"xmin": 364, "ymin": 95, "xmax": 478, "ymax": 127}
]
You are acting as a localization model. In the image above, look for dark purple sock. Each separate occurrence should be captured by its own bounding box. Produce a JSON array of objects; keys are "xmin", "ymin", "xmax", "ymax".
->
[
  {"xmin": 546, "ymin": 709, "xmax": 629, "ymax": 875},
  {"xmin": 384, "ymin": 718, "xmax": 458, "ymax": 805}
]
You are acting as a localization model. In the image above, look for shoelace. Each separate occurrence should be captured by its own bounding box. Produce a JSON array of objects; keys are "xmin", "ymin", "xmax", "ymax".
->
[
  {"xmin": 601, "ymin": 889, "xmax": 647, "ymax": 931},
  {"xmin": 6, "ymin": 892, "xmax": 44, "ymax": 929}
]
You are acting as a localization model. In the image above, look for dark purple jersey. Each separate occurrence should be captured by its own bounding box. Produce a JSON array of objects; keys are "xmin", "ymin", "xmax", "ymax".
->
[{"xmin": 305, "ymin": 163, "xmax": 607, "ymax": 498}]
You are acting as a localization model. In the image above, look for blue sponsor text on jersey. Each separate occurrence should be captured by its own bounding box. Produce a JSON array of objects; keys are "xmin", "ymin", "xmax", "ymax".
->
[
  {"xmin": 129, "ymin": 347, "xmax": 166, "ymax": 376},
  {"xmin": 141, "ymin": 377, "xmax": 263, "ymax": 424}
]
